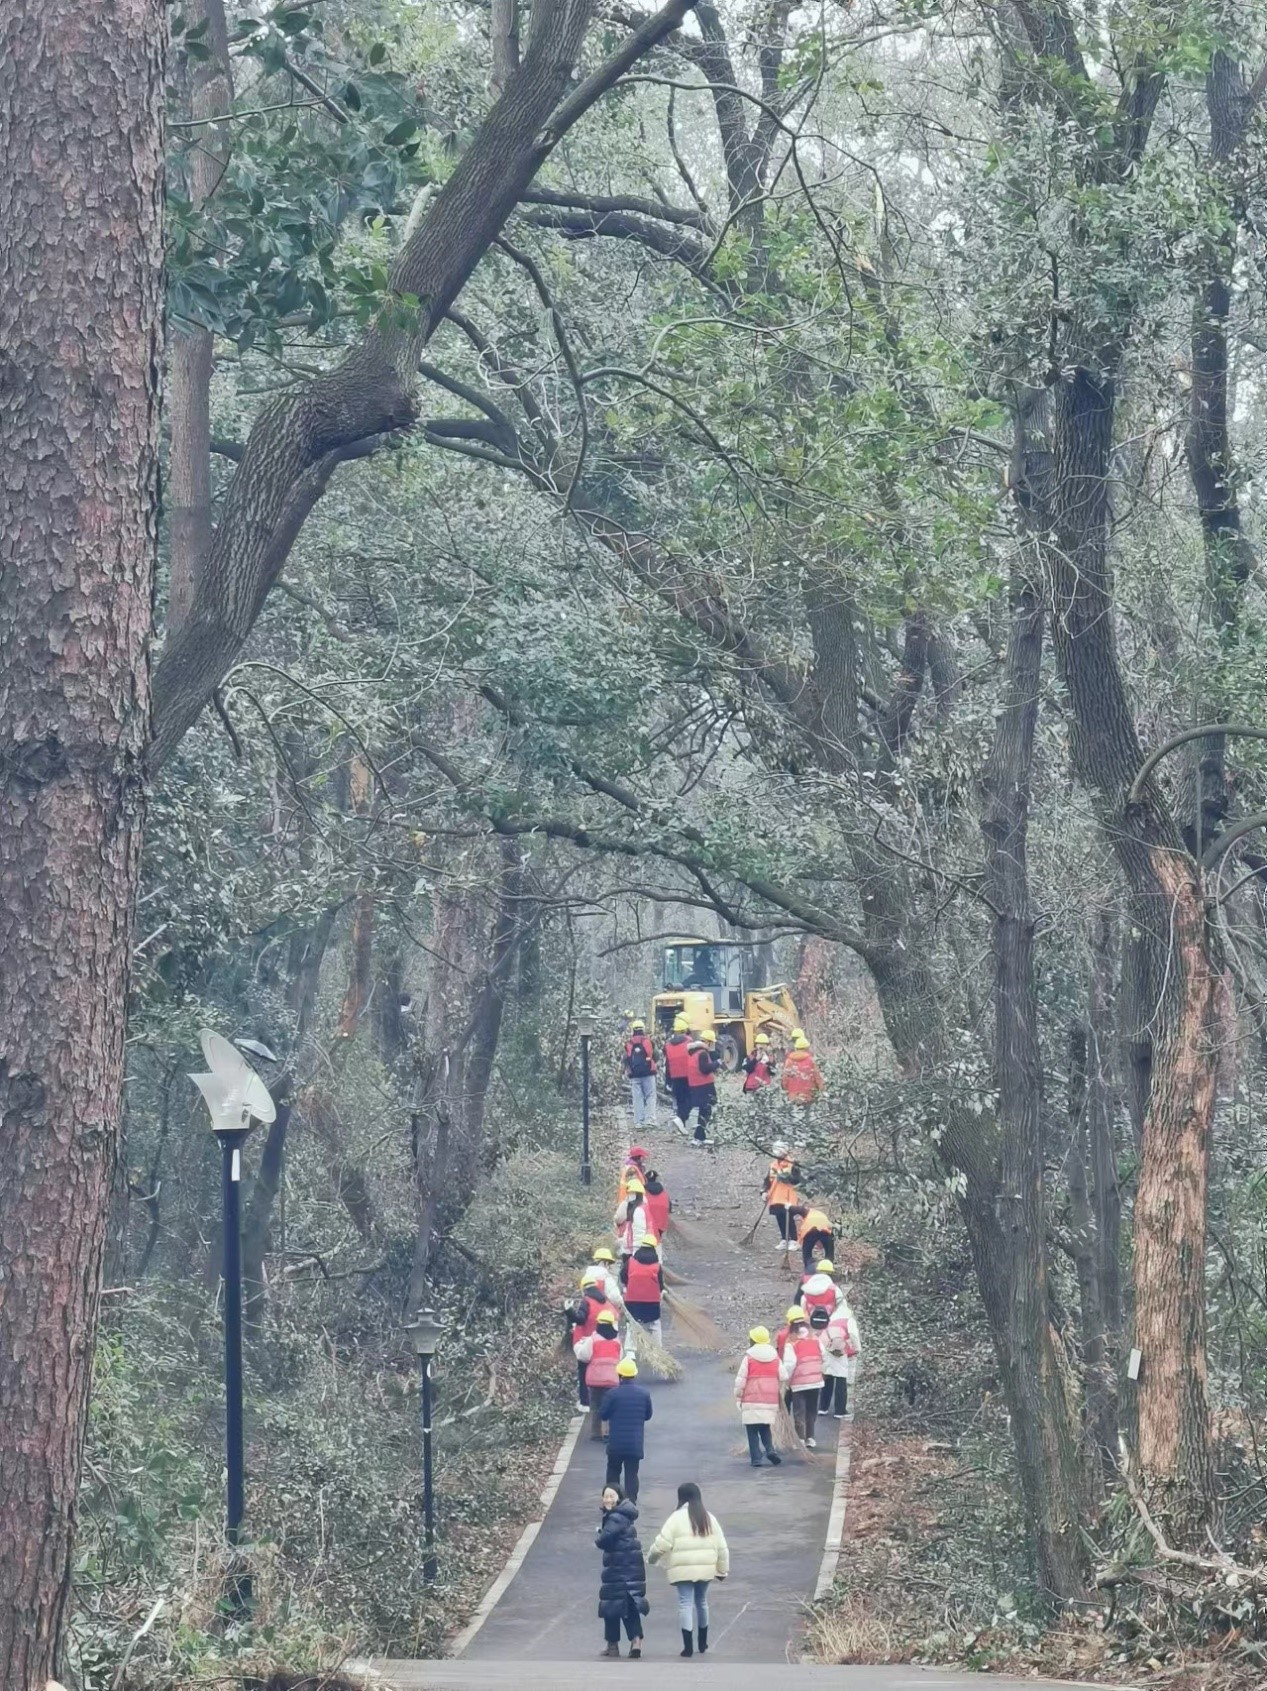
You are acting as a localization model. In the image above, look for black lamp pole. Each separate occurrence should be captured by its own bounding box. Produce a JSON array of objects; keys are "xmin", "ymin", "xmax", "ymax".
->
[
  {"xmin": 579, "ymin": 1011, "xmax": 594, "ymax": 1186},
  {"xmin": 408, "ymin": 1309, "xmax": 444, "ymax": 1583}
]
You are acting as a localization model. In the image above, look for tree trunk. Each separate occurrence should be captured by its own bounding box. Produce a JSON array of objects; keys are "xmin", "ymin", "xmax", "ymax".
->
[
  {"xmin": 1048, "ymin": 367, "xmax": 1218, "ymax": 1535},
  {"xmin": 0, "ymin": 1, "xmax": 165, "ymax": 1680}
]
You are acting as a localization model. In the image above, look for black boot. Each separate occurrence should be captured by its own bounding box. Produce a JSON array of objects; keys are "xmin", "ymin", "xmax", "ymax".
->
[
  {"xmin": 680, "ymin": 1629, "xmax": 694, "ymax": 1658},
  {"xmin": 698, "ymin": 1625, "xmax": 709, "ymax": 1655}
]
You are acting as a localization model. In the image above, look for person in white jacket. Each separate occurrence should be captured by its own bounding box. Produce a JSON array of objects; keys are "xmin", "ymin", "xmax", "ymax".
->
[
  {"xmin": 647, "ymin": 1482, "xmax": 730, "ymax": 1657},
  {"xmin": 585, "ymin": 1247, "xmax": 626, "ymax": 1316},
  {"xmin": 614, "ymin": 1182, "xmax": 649, "ymax": 1259},
  {"xmin": 820, "ymin": 1298, "xmax": 860, "ymax": 1419},
  {"xmin": 733, "ymin": 1325, "xmax": 793, "ymax": 1467}
]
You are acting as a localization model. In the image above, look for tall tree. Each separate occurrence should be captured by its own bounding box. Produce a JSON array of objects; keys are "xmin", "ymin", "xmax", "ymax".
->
[{"xmin": 0, "ymin": 0, "xmax": 166, "ymax": 1681}]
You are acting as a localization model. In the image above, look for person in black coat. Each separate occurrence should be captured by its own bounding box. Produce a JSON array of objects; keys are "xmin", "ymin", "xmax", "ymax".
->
[
  {"xmin": 596, "ymin": 1485, "xmax": 649, "ymax": 1658},
  {"xmin": 601, "ymin": 1359, "xmax": 653, "ymax": 1500}
]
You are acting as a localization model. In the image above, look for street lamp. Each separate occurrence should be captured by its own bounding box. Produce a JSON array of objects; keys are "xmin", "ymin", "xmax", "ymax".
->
[
  {"xmin": 578, "ymin": 1010, "xmax": 595, "ymax": 1187},
  {"xmin": 190, "ymin": 1029, "xmax": 275, "ymax": 1615},
  {"xmin": 407, "ymin": 1308, "xmax": 445, "ymax": 1583}
]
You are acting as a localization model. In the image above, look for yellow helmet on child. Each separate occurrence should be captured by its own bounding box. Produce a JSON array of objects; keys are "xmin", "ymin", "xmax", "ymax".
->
[
  {"xmin": 626, "ymin": 1179, "xmax": 645, "ymax": 1195},
  {"xmin": 617, "ymin": 1358, "xmax": 638, "ymax": 1378},
  {"xmin": 596, "ymin": 1309, "xmax": 619, "ymax": 1327},
  {"xmin": 673, "ymin": 1014, "xmax": 689, "ymax": 1031},
  {"xmin": 786, "ymin": 1306, "xmax": 807, "ymax": 1324},
  {"xmin": 818, "ymin": 1260, "xmax": 835, "ymax": 1276},
  {"xmin": 581, "ymin": 1270, "xmax": 601, "ymax": 1288},
  {"xmin": 593, "ymin": 1247, "xmax": 615, "ymax": 1263},
  {"xmin": 701, "ymin": 1029, "xmax": 716, "ymax": 1043},
  {"xmin": 640, "ymin": 1233, "xmax": 659, "ymax": 1248},
  {"xmin": 755, "ymin": 1032, "xmax": 770, "ymax": 1046},
  {"xmin": 792, "ymin": 1034, "xmax": 810, "ymax": 1050},
  {"xmin": 749, "ymin": 1325, "xmax": 770, "ymax": 1345},
  {"xmin": 632, "ymin": 1019, "xmax": 646, "ymax": 1030},
  {"xmin": 791, "ymin": 1027, "xmax": 805, "ymax": 1040}
]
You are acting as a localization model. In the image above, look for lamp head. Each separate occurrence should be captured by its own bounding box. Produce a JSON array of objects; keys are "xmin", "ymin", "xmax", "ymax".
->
[
  {"xmin": 407, "ymin": 1307, "xmax": 445, "ymax": 1358},
  {"xmin": 578, "ymin": 1009, "xmax": 596, "ymax": 1038},
  {"xmin": 190, "ymin": 1029, "xmax": 276, "ymax": 1137}
]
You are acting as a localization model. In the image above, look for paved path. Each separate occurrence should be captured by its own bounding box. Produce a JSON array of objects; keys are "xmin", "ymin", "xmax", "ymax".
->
[
  {"xmin": 460, "ymin": 1128, "xmax": 836, "ymax": 1663},
  {"xmin": 370, "ymin": 1664, "xmax": 1102, "ymax": 1690}
]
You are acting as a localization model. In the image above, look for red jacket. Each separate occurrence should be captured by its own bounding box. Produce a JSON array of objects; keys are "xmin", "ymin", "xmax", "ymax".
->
[
  {"xmin": 788, "ymin": 1333, "xmax": 824, "ymax": 1391},
  {"xmin": 742, "ymin": 1054, "xmax": 774, "ymax": 1092},
  {"xmin": 685, "ymin": 1043, "xmax": 715, "ymax": 1088},
  {"xmin": 624, "ymin": 1251, "xmax": 663, "ymax": 1307},
  {"xmin": 574, "ymin": 1288, "xmax": 611, "ymax": 1340},
  {"xmin": 644, "ymin": 1181, "xmax": 670, "ymax": 1237}
]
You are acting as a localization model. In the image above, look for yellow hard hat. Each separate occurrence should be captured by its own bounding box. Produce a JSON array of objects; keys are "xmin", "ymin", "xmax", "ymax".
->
[
  {"xmin": 596, "ymin": 1309, "xmax": 619, "ymax": 1326},
  {"xmin": 791, "ymin": 1027, "xmax": 805, "ymax": 1040},
  {"xmin": 593, "ymin": 1247, "xmax": 615, "ymax": 1264},
  {"xmin": 818, "ymin": 1260, "xmax": 835, "ymax": 1275},
  {"xmin": 617, "ymin": 1358, "xmax": 638, "ymax": 1378},
  {"xmin": 632, "ymin": 1019, "xmax": 646, "ymax": 1030},
  {"xmin": 701, "ymin": 1029, "xmax": 716, "ymax": 1043},
  {"xmin": 581, "ymin": 1270, "xmax": 601, "ymax": 1287},
  {"xmin": 748, "ymin": 1325, "xmax": 770, "ymax": 1346},
  {"xmin": 673, "ymin": 1015, "xmax": 688, "ymax": 1031},
  {"xmin": 626, "ymin": 1179, "xmax": 645, "ymax": 1195},
  {"xmin": 755, "ymin": 1033, "xmax": 770, "ymax": 1045},
  {"xmin": 640, "ymin": 1233, "xmax": 658, "ymax": 1248},
  {"xmin": 793, "ymin": 1034, "xmax": 810, "ymax": 1050},
  {"xmin": 786, "ymin": 1306, "xmax": 807, "ymax": 1324}
]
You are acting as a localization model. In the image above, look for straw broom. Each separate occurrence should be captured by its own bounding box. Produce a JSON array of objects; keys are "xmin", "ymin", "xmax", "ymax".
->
[
  {"xmin": 626, "ymin": 1318, "xmax": 684, "ymax": 1381},
  {"xmin": 662, "ymin": 1289, "xmax": 728, "ymax": 1351},
  {"xmin": 666, "ymin": 1212, "xmax": 712, "ymax": 1250}
]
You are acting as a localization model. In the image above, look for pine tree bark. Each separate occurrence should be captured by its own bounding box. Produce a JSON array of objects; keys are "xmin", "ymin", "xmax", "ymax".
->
[{"xmin": 0, "ymin": 0, "xmax": 165, "ymax": 1680}]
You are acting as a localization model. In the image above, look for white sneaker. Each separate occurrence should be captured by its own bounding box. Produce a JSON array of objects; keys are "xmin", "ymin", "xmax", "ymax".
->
[
  {"xmin": 805, "ymin": 1437, "xmax": 817, "ymax": 1449},
  {"xmin": 577, "ymin": 1402, "xmax": 588, "ymax": 1413},
  {"xmin": 674, "ymin": 1117, "xmax": 687, "ymax": 1135}
]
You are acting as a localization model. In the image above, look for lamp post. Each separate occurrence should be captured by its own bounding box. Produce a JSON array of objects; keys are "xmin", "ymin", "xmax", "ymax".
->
[
  {"xmin": 190, "ymin": 1030, "xmax": 275, "ymax": 1615},
  {"xmin": 578, "ymin": 1010, "xmax": 594, "ymax": 1187},
  {"xmin": 407, "ymin": 1307, "xmax": 445, "ymax": 1583}
]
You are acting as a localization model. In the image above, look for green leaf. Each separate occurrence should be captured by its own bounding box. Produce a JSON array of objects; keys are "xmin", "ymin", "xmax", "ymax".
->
[{"xmin": 368, "ymin": 42, "xmax": 388, "ymax": 66}]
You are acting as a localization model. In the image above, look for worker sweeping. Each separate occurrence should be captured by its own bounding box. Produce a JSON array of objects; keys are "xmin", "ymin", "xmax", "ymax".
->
[
  {"xmin": 621, "ymin": 1232, "xmax": 665, "ymax": 1345},
  {"xmin": 618, "ymin": 1145, "xmax": 649, "ymax": 1203},
  {"xmin": 781, "ymin": 1032, "xmax": 824, "ymax": 1105},
  {"xmin": 575, "ymin": 1308, "xmax": 624, "ymax": 1440},
  {"xmin": 762, "ymin": 1142, "xmax": 802, "ymax": 1252},
  {"xmin": 781, "ymin": 1307, "xmax": 825, "ymax": 1448},
  {"xmin": 741, "ymin": 1031, "xmax": 776, "ymax": 1093},
  {"xmin": 795, "ymin": 1204, "xmax": 835, "ymax": 1273},
  {"xmin": 685, "ymin": 1029, "xmax": 718, "ymax": 1144},
  {"xmin": 643, "ymin": 1168, "xmax": 671, "ymax": 1244},
  {"xmin": 568, "ymin": 1270, "xmax": 619, "ymax": 1411},
  {"xmin": 614, "ymin": 1179, "xmax": 649, "ymax": 1259},
  {"xmin": 795, "ymin": 1257, "xmax": 843, "ymax": 1321},
  {"xmin": 821, "ymin": 1296, "xmax": 860, "ymax": 1420},
  {"xmin": 734, "ymin": 1325, "xmax": 791, "ymax": 1468},
  {"xmin": 623, "ymin": 1020, "xmax": 658, "ymax": 1128},
  {"xmin": 664, "ymin": 1014, "xmax": 693, "ymax": 1131}
]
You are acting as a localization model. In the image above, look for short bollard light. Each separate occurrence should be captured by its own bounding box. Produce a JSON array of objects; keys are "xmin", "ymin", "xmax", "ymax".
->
[
  {"xmin": 407, "ymin": 1307, "xmax": 445, "ymax": 1583},
  {"xmin": 190, "ymin": 1029, "xmax": 275, "ymax": 1616}
]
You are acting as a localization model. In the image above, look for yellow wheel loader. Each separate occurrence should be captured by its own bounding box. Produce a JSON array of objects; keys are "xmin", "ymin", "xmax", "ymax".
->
[{"xmin": 651, "ymin": 937, "xmax": 800, "ymax": 1071}]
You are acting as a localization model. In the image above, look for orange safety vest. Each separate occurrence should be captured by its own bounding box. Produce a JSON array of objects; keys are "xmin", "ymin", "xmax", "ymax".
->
[
  {"xmin": 767, "ymin": 1158, "xmax": 799, "ymax": 1208},
  {"xmin": 644, "ymin": 1185, "xmax": 670, "ymax": 1237},
  {"xmin": 664, "ymin": 1033, "xmax": 691, "ymax": 1080},
  {"xmin": 781, "ymin": 1050, "xmax": 822, "ymax": 1101},
  {"xmin": 800, "ymin": 1277, "xmax": 838, "ymax": 1318},
  {"xmin": 789, "ymin": 1334, "xmax": 824, "ymax": 1391},
  {"xmin": 624, "ymin": 1034, "xmax": 656, "ymax": 1073},
  {"xmin": 617, "ymin": 1161, "xmax": 646, "ymax": 1203},
  {"xmin": 740, "ymin": 1354, "xmax": 781, "ymax": 1407},
  {"xmin": 585, "ymin": 1334, "xmax": 623, "ymax": 1388},
  {"xmin": 625, "ymin": 1254, "xmax": 661, "ymax": 1306},
  {"xmin": 684, "ymin": 1043, "xmax": 711, "ymax": 1088},
  {"xmin": 797, "ymin": 1208, "xmax": 831, "ymax": 1239}
]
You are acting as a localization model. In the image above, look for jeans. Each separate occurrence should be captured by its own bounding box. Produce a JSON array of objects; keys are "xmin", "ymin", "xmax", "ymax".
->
[
  {"xmin": 746, "ymin": 1424, "xmax": 775, "ymax": 1463},
  {"xmin": 589, "ymin": 1385, "xmax": 610, "ymax": 1440},
  {"xmin": 675, "ymin": 1580, "xmax": 710, "ymax": 1630},
  {"xmin": 821, "ymin": 1375, "xmax": 847, "ymax": 1415},
  {"xmin": 801, "ymin": 1228, "xmax": 834, "ymax": 1272},
  {"xmin": 604, "ymin": 1598, "xmax": 643, "ymax": 1644},
  {"xmin": 605, "ymin": 1452, "xmax": 641, "ymax": 1500},
  {"xmin": 792, "ymin": 1388, "xmax": 819, "ymax": 1441},
  {"xmin": 769, "ymin": 1203, "xmax": 792, "ymax": 1240},
  {"xmin": 631, "ymin": 1074, "xmax": 657, "ymax": 1124}
]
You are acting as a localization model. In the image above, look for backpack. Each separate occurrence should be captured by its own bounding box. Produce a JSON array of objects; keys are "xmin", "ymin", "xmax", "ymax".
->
[{"xmin": 628, "ymin": 1039, "xmax": 652, "ymax": 1079}]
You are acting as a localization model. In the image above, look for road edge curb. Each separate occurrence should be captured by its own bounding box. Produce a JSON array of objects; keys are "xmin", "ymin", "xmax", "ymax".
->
[
  {"xmin": 812, "ymin": 1414, "xmax": 852, "ymax": 1601},
  {"xmin": 448, "ymin": 1409, "xmax": 587, "ymax": 1657}
]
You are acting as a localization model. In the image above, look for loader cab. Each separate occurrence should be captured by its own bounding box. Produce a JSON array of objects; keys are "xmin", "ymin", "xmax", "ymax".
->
[{"xmin": 660, "ymin": 940, "xmax": 752, "ymax": 1016}]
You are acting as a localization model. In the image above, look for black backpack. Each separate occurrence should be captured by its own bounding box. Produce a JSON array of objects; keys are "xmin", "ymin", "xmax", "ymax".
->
[{"xmin": 628, "ymin": 1040, "xmax": 651, "ymax": 1078}]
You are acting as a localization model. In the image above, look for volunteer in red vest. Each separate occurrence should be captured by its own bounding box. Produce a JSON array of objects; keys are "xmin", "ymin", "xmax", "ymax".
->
[
  {"xmin": 781, "ymin": 1032, "xmax": 824, "ymax": 1105},
  {"xmin": 685, "ymin": 1029, "xmax": 718, "ymax": 1144},
  {"xmin": 575, "ymin": 1308, "xmax": 624, "ymax": 1439},
  {"xmin": 782, "ymin": 1307, "xmax": 825, "ymax": 1447},
  {"xmin": 734, "ymin": 1325, "xmax": 792, "ymax": 1468},
  {"xmin": 614, "ymin": 1179, "xmax": 649, "ymax": 1259},
  {"xmin": 618, "ymin": 1146, "xmax": 649, "ymax": 1203},
  {"xmin": 663, "ymin": 1015, "xmax": 693, "ymax": 1131},
  {"xmin": 762, "ymin": 1141, "xmax": 802, "ymax": 1252},
  {"xmin": 569, "ymin": 1270, "xmax": 618, "ymax": 1411},
  {"xmin": 621, "ymin": 1232, "xmax": 664, "ymax": 1345},
  {"xmin": 622, "ymin": 1020, "xmax": 658, "ymax": 1128},
  {"xmin": 795, "ymin": 1204, "xmax": 834, "ymax": 1274},
  {"xmin": 741, "ymin": 1031, "xmax": 776, "ymax": 1093},
  {"xmin": 821, "ymin": 1295, "xmax": 860, "ymax": 1420},
  {"xmin": 643, "ymin": 1169, "xmax": 671, "ymax": 1244},
  {"xmin": 795, "ymin": 1257, "xmax": 843, "ymax": 1322}
]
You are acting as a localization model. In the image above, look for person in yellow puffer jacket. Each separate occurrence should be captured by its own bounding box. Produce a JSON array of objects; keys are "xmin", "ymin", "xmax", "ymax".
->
[{"xmin": 647, "ymin": 1482, "xmax": 730, "ymax": 1658}]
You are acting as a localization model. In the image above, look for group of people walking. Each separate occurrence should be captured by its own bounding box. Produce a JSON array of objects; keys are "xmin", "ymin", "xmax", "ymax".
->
[{"xmin": 622, "ymin": 1017, "xmax": 826, "ymax": 1146}]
